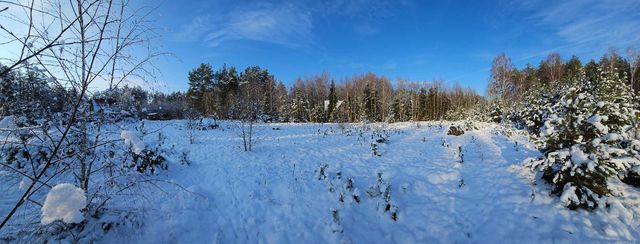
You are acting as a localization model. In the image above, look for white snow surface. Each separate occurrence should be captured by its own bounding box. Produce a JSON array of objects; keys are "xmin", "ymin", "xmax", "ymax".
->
[
  {"xmin": 94, "ymin": 121, "xmax": 640, "ymax": 243},
  {"xmin": 0, "ymin": 116, "xmax": 16, "ymax": 130},
  {"xmin": 41, "ymin": 183, "xmax": 86, "ymax": 225}
]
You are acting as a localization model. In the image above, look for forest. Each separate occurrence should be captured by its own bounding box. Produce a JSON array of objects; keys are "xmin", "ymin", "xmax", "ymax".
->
[{"xmin": 3, "ymin": 49, "xmax": 638, "ymax": 125}]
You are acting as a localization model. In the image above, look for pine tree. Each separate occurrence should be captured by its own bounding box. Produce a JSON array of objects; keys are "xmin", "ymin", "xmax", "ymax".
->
[
  {"xmin": 262, "ymin": 78, "xmax": 277, "ymax": 121},
  {"xmin": 427, "ymin": 86, "xmax": 438, "ymax": 120},
  {"xmin": 527, "ymin": 69, "xmax": 640, "ymax": 209},
  {"xmin": 274, "ymin": 81, "xmax": 288, "ymax": 121},
  {"xmin": 584, "ymin": 60, "xmax": 599, "ymax": 84},
  {"xmin": 327, "ymin": 80, "xmax": 337, "ymax": 122},
  {"xmin": 291, "ymin": 94, "xmax": 308, "ymax": 122},
  {"xmin": 186, "ymin": 63, "xmax": 215, "ymax": 115},
  {"xmin": 215, "ymin": 65, "xmax": 239, "ymax": 118},
  {"xmin": 564, "ymin": 56, "xmax": 583, "ymax": 85},
  {"xmin": 418, "ymin": 88, "xmax": 427, "ymax": 120},
  {"xmin": 391, "ymin": 97, "xmax": 401, "ymax": 122},
  {"xmin": 362, "ymin": 83, "xmax": 375, "ymax": 121}
]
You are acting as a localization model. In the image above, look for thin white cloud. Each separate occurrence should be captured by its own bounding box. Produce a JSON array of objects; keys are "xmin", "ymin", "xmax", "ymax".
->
[
  {"xmin": 176, "ymin": 3, "xmax": 312, "ymax": 48},
  {"xmin": 175, "ymin": 0, "xmax": 413, "ymax": 48},
  {"xmin": 352, "ymin": 22, "xmax": 380, "ymax": 36},
  {"xmin": 314, "ymin": 0, "xmax": 397, "ymax": 18},
  {"xmin": 518, "ymin": 0, "xmax": 640, "ymax": 54}
]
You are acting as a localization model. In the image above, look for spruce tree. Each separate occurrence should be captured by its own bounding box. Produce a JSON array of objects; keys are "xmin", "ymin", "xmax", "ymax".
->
[{"xmin": 528, "ymin": 69, "xmax": 640, "ymax": 209}]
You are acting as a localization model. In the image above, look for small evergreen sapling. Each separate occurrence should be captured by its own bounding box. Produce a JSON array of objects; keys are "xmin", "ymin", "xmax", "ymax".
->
[
  {"xmin": 317, "ymin": 164, "xmax": 329, "ymax": 181},
  {"xmin": 330, "ymin": 208, "xmax": 343, "ymax": 233},
  {"xmin": 371, "ymin": 143, "xmax": 381, "ymax": 156},
  {"xmin": 366, "ymin": 172, "xmax": 399, "ymax": 221}
]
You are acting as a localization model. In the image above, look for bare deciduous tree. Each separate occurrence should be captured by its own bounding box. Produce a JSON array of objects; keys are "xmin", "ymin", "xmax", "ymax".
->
[
  {"xmin": 487, "ymin": 53, "xmax": 515, "ymax": 101},
  {"xmin": 628, "ymin": 47, "xmax": 640, "ymax": 93},
  {"xmin": 0, "ymin": 0, "xmax": 159, "ymax": 231},
  {"xmin": 539, "ymin": 53, "xmax": 565, "ymax": 84},
  {"xmin": 232, "ymin": 82, "xmax": 262, "ymax": 151}
]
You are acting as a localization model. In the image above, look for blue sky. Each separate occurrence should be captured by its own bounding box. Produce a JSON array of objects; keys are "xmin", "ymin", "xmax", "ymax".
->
[{"xmin": 150, "ymin": 0, "xmax": 640, "ymax": 94}]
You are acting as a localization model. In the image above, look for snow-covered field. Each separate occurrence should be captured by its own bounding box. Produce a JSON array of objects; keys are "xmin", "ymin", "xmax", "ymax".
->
[
  {"xmin": 3, "ymin": 121, "xmax": 640, "ymax": 243},
  {"xmin": 93, "ymin": 121, "xmax": 637, "ymax": 243}
]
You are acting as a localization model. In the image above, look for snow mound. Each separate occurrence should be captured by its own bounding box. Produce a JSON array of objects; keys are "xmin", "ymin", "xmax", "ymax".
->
[
  {"xmin": 427, "ymin": 172, "xmax": 459, "ymax": 184},
  {"xmin": 121, "ymin": 130, "xmax": 146, "ymax": 154},
  {"xmin": 0, "ymin": 116, "xmax": 16, "ymax": 130},
  {"xmin": 41, "ymin": 183, "xmax": 86, "ymax": 225}
]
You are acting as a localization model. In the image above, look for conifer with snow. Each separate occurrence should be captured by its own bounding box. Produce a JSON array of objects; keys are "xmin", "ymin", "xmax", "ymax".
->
[
  {"xmin": 520, "ymin": 88, "xmax": 555, "ymax": 135},
  {"xmin": 527, "ymin": 69, "xmax": 640, "ymax": 209},
  {"xmin": 489, "ymin": 100, "xmax": 503, "ymax": 123}
]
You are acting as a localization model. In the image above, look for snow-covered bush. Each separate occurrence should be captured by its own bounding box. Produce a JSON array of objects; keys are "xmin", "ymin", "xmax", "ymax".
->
[
  {"xmin": 122, "ymin": 130, "xmax": 146, "ymax": 155},
  {"xmin": 122, "ymin": 130, "xmax": 167, "ymax": 174},
  {"xmin": 199, "ymin": 117, "xmax": 219, "ymax": 130},
  {"xmin": 1, "ymin": 118, "xmax": 50, "ymax": 170},
  {"xmin": 526, "ymin": 70, "xmax": 640, "ymax": 209},
  {"xmin": 447, "ymin": 125, "xmax": 464, "ymax": 136},
  {"xmin": 1, "ymin": 108, "xmax": 182, "ymax": 242}
]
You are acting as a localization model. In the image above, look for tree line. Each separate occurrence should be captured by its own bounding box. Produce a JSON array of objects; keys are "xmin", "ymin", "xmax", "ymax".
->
[
  {"xmin": 487, "ymin": 48, "xmax": 640, "ymax": 105},
  {"xmin": 182, "ymin": 63, "xmax": 482, "ymax": 123},
  {"xmin": 5, "ymin": 48, "xmax": 638, "ymax": 126}
]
